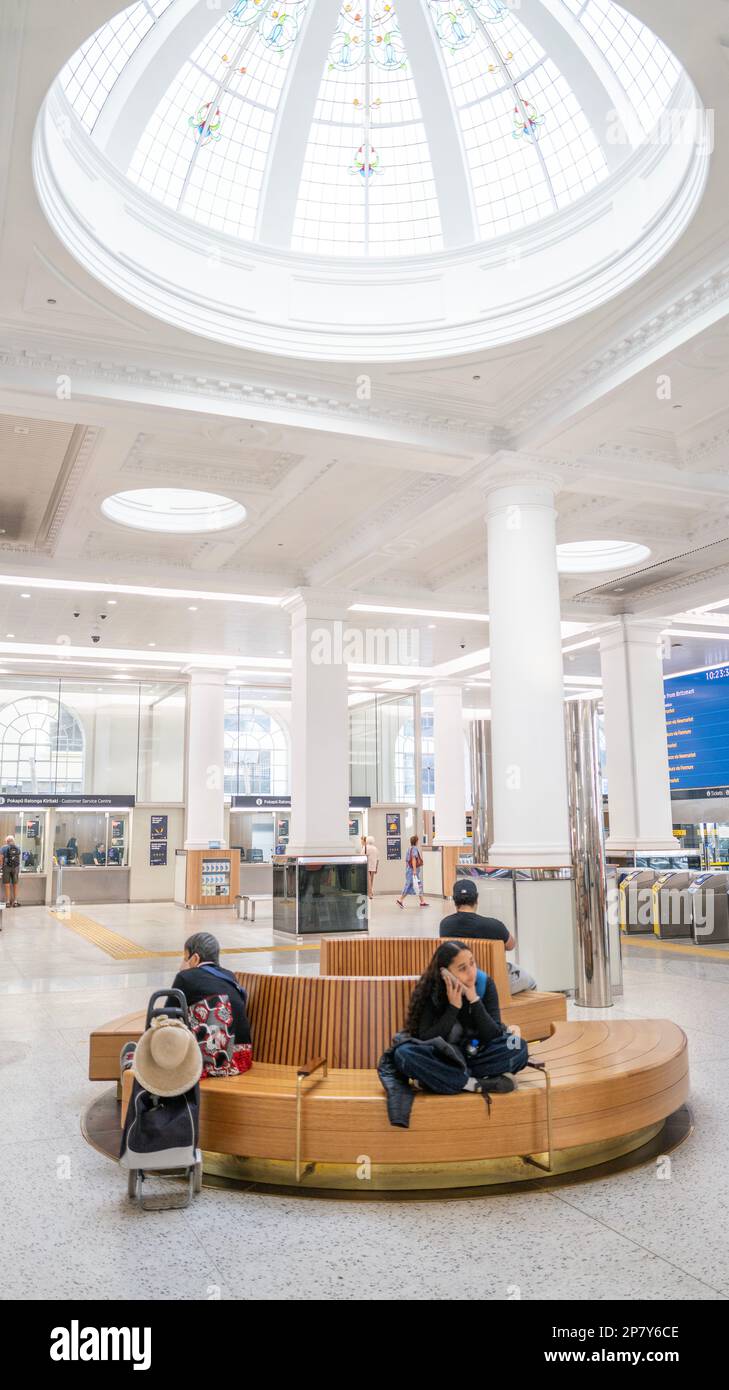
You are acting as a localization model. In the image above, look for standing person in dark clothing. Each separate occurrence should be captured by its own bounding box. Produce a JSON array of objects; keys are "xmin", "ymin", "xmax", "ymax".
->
[
  {"xmin": 172, "ymin": 931, "xmax": 251, "ymax": 1044},
  {"xmin": 393, "ymin": 940, "xmax": 529, "ymax": 1095},
  {"xmin": 1, "ymin": 835, "xmax": 21, "ymax": 907}
]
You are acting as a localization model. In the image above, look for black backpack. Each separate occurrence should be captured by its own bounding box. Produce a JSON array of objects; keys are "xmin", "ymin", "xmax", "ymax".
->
[{"xmin": 4, "ymin": 843, "xmax": 20, "ymax": 871}]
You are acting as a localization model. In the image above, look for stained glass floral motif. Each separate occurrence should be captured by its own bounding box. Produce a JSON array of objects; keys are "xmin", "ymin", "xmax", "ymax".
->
[
  {"xmin": 350, "ymin": 141, "xmax": 381, "ymax": 177},
  {"xmin": 328, "ymin": 3, "xmax": 407, "ymax": 72},
  {"xmin": 428, "ymin": 0, "xmax": 507, "ymax": 53},
  {"xmin": 259, "ymin": 4, "xmax": 309, "ymax": 54},
  {"xmin": 228, "ymin": 0, "xmax": 267, "ymax": 26},
  {"xmin": 512, "ymin": 98, "xmax": 545, "ymax": 139},
  {"xmin": 228, "ymin": 0, "xmax": 308, "ymax": 53},
  {"xmin": 188, "ymin": 101, "xmax": 222, "ymax": 145}
]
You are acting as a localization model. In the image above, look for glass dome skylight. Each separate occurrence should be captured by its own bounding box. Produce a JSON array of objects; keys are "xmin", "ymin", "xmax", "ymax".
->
[
  {"xmin": 37, "ymin": 0, "xmax": 709, "ymax": 359},
  {"xmin": 58, "ymin": 0, "xmax": 681, "ymax": 258}
]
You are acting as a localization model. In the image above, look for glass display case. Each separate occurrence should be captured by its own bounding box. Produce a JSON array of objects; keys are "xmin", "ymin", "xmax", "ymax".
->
[{"xmin": 273, "ymin": 855, "xmax": 368, "ymax": 935}]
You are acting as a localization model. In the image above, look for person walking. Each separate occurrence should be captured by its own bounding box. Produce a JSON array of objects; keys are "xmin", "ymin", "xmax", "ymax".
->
[
  {"xmin": 396, "ymin": 834, "xmax": 428, "ymax": 909},
  {"xmin": 365, "ymin": 835, "xmax": 379, "ymax": 899}
]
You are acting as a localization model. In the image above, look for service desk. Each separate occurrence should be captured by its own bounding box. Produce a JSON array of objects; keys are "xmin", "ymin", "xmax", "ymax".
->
[
  {"xmin": 14, "ymin": 874, "xmax": 47, "ymax": 906},
  {"xmin": 52, "ymin": 865, "xmax": 130, "ymax": 904}
]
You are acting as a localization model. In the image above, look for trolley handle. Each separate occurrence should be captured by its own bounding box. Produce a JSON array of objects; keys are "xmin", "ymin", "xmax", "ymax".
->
[{"xmin": 145, "ymin": 988, "xmax": 190, "ymax": 1029}]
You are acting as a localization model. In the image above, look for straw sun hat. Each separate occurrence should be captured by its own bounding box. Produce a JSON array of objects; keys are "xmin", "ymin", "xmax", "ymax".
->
[{"xmin": 133, "ymin": 1015, "xmax": 202, "ymax": 1098}]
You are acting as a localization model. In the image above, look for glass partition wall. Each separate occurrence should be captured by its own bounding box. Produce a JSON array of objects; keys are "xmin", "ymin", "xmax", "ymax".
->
[
  {"xmin": 350, "ymin": 693, "xmax": 417, "ymax": 804},
  {"xmin": 0, "ymin": 675, "xmax": 185, "ymax": 801}
]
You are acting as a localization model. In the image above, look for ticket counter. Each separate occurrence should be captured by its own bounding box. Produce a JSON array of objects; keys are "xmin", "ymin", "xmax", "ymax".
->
[{"xmin": 51, "ymin": 808, "xmax": 131, "ymax": 904}]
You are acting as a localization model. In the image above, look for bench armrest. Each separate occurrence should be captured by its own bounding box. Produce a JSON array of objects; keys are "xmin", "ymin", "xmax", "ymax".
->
[{"xmin": 297, "ymin": 1055, "xmax": 327, "ymax": 1079}]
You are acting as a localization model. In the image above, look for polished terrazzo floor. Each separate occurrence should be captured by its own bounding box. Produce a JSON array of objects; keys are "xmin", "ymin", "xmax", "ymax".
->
[{"xmin": 0, "ymin": 895, "xmax": 727, "ymax": 1301}]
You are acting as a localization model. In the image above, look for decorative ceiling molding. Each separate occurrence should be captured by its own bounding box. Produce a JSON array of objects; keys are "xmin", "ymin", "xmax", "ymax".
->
[
  {"xmin": 507, "ymin": 267, "xmax": 729, "ymax": 433},
  {"xmin": 39, "ymin": 424, "xmax": 101, "ymax": 552},
  {"xmin": 122, "ymin": 444, "xmax": 302, "ymax": 492},
  {"xmin": 0, "ymin": 345, "xmax": 495, "ymax": 445}
]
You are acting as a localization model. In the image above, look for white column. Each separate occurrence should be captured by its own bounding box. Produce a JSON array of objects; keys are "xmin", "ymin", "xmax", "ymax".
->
[
  {"xmin": 184, "ymin": 669, "xmax": 226, "ymax": 848},
  {"xmin": 286, "ymin": 597, "xmax": 351, "ymax": 856},
  {"xmin": 432, "ymin": 683, "xmax": 466, "ymax": 844},
  {"xmin": 600, "ymin": 618, "xmax": 676, "ymax": 852},
  {"xmin": 485, "ymin": 475, "xmax": 571, "ymax": 866}
]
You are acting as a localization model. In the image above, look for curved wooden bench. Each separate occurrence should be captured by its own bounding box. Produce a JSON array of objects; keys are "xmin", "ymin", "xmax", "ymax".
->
[
  {"xmin": 88, "ymin": 975, "xmax": 689, "ymax": 1188},
  {"xmin": 319, "ymin": 937, "xmax": 567, "ymax": 1042}
]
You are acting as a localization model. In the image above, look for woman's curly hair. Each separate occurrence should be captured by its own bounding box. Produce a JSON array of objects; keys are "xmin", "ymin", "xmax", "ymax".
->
[{"xmin": 405, "ymin": 940, "xmax": 470, "ymax": 1036}]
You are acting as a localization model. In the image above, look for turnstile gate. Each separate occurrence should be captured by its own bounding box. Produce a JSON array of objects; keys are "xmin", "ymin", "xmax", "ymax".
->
[
  {"xmin": 687, "ymin": 872, "xmax": 729, "ymax": 944},
  {"xmin": 618, "ymin": 869, "xmax": 656, "ymax": 933},
  {"xmin": 651, "ymin": 871, "xmax": 693, "ymax": 939}
]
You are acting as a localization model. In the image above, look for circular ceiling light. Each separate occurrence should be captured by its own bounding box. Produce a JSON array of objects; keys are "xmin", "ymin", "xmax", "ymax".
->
[
  {"xmin": 557, "ymin": 541, "xmax": 651, "ymax": 574},
  {"xmin": 101, "ymin": 488, "xmax": 246, "ymax": 535}
]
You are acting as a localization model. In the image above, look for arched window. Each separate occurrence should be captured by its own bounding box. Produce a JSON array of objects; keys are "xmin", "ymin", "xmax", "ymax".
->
[
  {"xmin": 395, "ymin": 713, "xmax": 434, "ymax": 808},
  {"xmin": 0, "ymin": 697, "xmax": 84, "ymax": 793},
  {"xmin": 224, "ymin": 704, "xmax": 289, "ymax": 796}
]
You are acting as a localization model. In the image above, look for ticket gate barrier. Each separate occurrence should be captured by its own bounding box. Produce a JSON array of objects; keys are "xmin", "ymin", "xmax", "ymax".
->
[
  {"xmin": 651, "ymin": 871, "xmax": 693, "ymax": 939},
  {"xmin": 618, "ymin": 869, "xmax": 656, "ymax": 933},
  {"xmin": 687, "ymin": 872, "xmax": 729, "ymax": 944}
]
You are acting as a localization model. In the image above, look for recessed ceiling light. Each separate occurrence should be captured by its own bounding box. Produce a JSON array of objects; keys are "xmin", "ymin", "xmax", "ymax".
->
[
  {"xmin": 20, "ymin": 593, "xmax": 30, "ymax": 599},
  {"xmin": 101, "ymin": 487, "xmax": 246, "ymax": 534},
  {"xmin": 556, "ymin": 541, "xmax": 651, "ymax": 574},
  {"xmin": 148, "ymin": 642, "xmax": 156, "ymax": 647},
  {"xmin": 188, "ymin": 605, "xmax": 198, "ymax": 612},
  {"xmin": 6, "ymin": 633, "xmax": 14, "ymax": 638},
  {"xmin": 107, "ymin": 599, "xmax": 117, "ymax": 605},
  {"xmin": 350, "ymin": 604, "xmax": 488, "ymax": 622}
]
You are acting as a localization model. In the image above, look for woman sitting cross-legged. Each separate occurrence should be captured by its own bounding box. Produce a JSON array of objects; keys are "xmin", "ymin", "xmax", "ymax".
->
[{"xmin": 394, "ymin": 940, "xmax": 529, "ymax": 1097}]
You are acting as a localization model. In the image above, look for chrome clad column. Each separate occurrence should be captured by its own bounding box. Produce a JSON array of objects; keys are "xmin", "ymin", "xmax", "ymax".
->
[
  {"xmin": 565, "ymin": 700, "xmax": 612, "ymax": 1007},
  {"xmin": 469, "ymin": 719, "xmax": 490, "ymax": 863}
]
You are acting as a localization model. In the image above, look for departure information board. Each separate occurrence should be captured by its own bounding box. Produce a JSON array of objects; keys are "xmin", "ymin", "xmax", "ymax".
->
[{"xmin": 664, "ymin": 665, "xmax": 729, "ymax": 798}]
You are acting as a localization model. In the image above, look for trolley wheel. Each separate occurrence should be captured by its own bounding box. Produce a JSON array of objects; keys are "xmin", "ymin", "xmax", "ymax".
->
[
  {"xmin": 127, "ymin": 1168, "xmax": 141, "ymax": 1201},
  {"xmin": 193, "ymin": 1161, "xmax": 203, "ymax": 1194}
]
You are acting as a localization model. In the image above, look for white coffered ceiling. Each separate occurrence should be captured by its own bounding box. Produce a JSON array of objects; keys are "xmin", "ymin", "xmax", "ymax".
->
[{"xmin": 1, "ymin": 1, "xmax": 729, "ymax": 697}]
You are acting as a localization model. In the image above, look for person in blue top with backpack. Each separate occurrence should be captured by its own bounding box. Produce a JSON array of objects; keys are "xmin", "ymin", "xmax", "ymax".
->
[
  {"xmin": 392, "ymin": 940, "xmax": 529, "ymax": 1096},
  {"xmin": 1, "ymin": 835, "xmax": 22, "ymax": 908}
]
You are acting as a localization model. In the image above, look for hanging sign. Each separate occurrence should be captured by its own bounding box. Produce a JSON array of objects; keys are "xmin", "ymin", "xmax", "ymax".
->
[{"xmin": 0, "ymin": 794, "xmax": 135, "ymax": 809}]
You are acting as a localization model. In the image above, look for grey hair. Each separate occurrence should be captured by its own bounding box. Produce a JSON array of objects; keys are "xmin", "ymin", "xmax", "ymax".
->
[{"xmin": 184, "ymin": 932, "xmax": 220, "ymax": 965}]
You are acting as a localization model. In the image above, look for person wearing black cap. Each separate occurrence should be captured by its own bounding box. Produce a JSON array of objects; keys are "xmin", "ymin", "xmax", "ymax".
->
[
  {"xmin": 439, "ymin": 880, "xmax": 536, "ymax": 993},
  {"xmin": 171, "ymin": 932, "xmax": 251, "ymax": 1044}
]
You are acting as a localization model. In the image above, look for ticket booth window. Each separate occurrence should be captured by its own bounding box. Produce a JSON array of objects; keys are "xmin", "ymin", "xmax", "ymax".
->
[{"xmin": 53, "ymin": 812, "xmax": 129, "ymax": 867}]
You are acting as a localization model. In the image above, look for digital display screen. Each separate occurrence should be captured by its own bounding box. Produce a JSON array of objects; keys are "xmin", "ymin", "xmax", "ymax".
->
[{"xmin": 664, "ymin": 665, "xmax": 729, "ymax": 798}]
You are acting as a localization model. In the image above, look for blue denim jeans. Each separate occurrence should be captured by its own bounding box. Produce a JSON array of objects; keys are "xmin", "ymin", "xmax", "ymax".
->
[{"xmin": 393, "ymin": 1032, "xmax": 529, "ymax": 1093}]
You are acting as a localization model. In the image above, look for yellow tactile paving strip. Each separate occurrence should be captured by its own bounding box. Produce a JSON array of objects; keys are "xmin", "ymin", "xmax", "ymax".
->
[
  {"xmin": 48, "ymin": 911, "xmax": 318, "ymax": 960},
  {"xmin": 621, "ymin": 932, "xmax": 729, "ymax": 962}
]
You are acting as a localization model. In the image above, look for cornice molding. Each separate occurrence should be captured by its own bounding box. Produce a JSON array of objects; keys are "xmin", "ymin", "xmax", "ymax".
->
[{"xmin": 507, "ymin": 267, "xmax": 729, "ymax": 433}]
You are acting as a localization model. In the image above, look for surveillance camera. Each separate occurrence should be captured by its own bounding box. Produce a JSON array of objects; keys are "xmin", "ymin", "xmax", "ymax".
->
[
  {"xmin": 90, "ymin": 629, "xmax": 101, "ymax": 645},
  {"xmin": 98, "ymin": 612, "xmax": 108, "ymax": 621},
  {"xmin": 72, "ymin": 610, "xmax": 80, "ymax": 619},
  {"xmin": 459, "ymin": 642, "xmax": 466, "ymax": 650}
]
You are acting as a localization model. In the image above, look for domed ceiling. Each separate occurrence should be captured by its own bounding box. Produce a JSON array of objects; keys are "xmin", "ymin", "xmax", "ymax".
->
[{"xmin": 35, "ymin": 0, "xmax": 709, "ymax": 359}]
